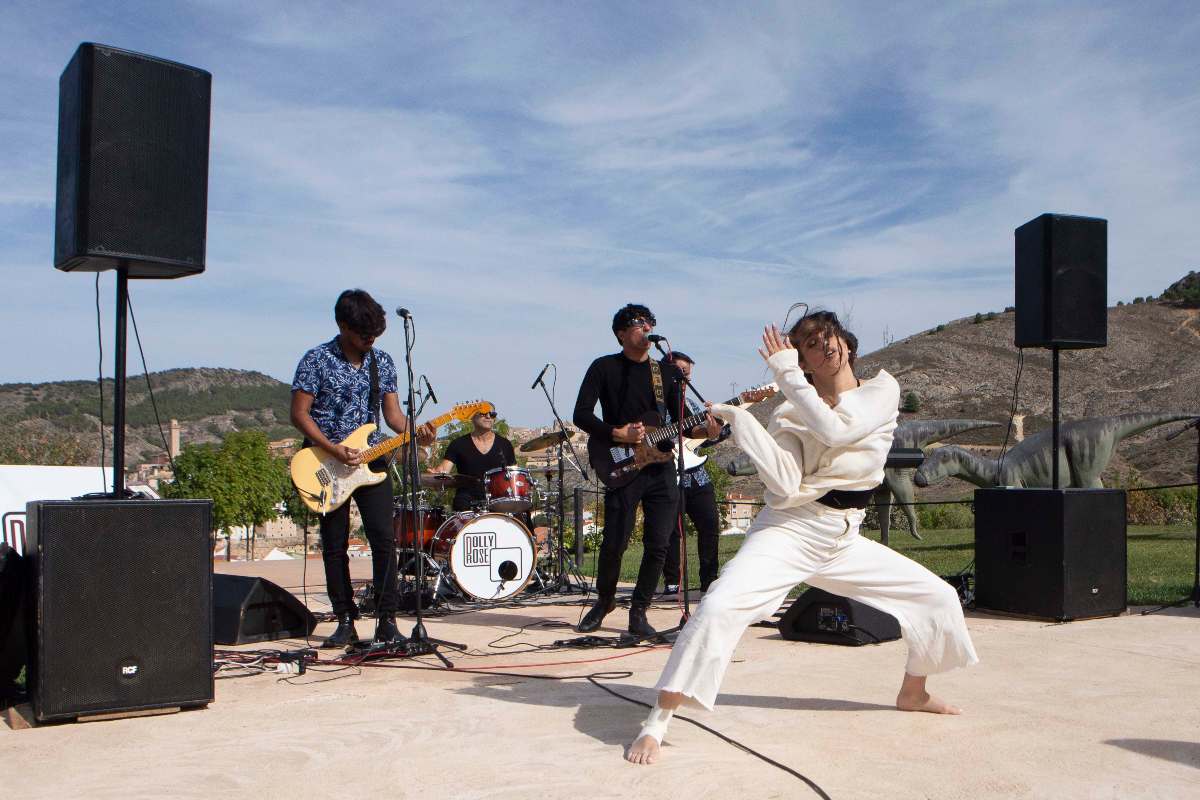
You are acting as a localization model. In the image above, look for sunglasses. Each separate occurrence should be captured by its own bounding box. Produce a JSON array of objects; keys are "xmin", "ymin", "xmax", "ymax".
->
[
  {"xmin": 477, "ymin": 411, "xmax": 498, "ymax": 419},
  {"xmin": 626, "ymin": 316, "xmax": 655, "ymax": 329}
]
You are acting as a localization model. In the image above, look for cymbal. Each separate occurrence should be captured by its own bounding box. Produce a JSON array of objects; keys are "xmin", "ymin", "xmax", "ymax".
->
[
  {"xmin": 419, "ymin": 472, "xmax": 480, "ymax": 489},
  {"xmin": 519, "ymin": 429, "xmax": 575, "ymax": 452}
]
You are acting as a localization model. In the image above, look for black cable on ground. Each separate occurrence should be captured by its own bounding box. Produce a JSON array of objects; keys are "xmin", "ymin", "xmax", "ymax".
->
[{"xmin": 584, "ymin": 675, "xmax": 833, "ymax": 799}]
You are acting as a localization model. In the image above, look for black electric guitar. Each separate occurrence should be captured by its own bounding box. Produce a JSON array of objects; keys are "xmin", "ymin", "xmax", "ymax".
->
[{"xmin": 587, "ymin": 385, "xmax": 777, "ymax": 489}]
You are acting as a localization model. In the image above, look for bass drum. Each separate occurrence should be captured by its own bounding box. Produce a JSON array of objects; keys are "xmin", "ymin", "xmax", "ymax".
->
[{"xmin": 432, "ymin": 512, "xmax": 535, "ymax": 601}]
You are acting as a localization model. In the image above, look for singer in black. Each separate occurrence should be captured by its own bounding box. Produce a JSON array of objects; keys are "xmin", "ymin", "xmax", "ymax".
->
[
  {"xmin": 573, "ymin": 304, "xmax": 719, "ymax": 637},
  {"xmin": 659, "ymin": 351, "xmax": 730, "ymax": 595},
  {"xmin": 291, "ymin": 289, "xmax": 436, "ymax": 649},
  {"xmin": 431, "ymin": 407, "xmax": 518, "ymax": 511}
]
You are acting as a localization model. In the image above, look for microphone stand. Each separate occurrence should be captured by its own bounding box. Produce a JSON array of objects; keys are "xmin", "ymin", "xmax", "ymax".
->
[
  {"xmin": 1143, "ymin": 417, "xmax": 1200, "ymax": 614},
  {"xmin": 533, "ymin": 366, "xmax": 590, "ymax": 594},
  {"xmin": 400, "ymin": 312, "xmax": 463, "ymax": 666},
  {"xmin": 654, "ymin": 338, "xmax": 696, "ymax": 625}
]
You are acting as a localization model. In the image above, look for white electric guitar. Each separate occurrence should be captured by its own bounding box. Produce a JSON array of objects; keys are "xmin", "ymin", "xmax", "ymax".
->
[{"xmin": 678, "ymin": 383, "xmax": 777, "ymax": 471}]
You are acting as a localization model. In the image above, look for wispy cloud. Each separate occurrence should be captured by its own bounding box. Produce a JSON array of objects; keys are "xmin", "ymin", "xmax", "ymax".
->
[{"xmin": 1, "ymin": 1, "xmax": 1197, "ymax": 424}]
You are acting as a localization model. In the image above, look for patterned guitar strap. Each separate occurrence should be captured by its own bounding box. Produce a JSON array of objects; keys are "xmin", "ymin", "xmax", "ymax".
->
[{"xmin": 649, "ymin": 359, "xmax": 668, "ymax": 421}]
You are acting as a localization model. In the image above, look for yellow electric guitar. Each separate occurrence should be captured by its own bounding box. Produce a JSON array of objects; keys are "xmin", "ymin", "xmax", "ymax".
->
[{"xmin": 291, "ymin": 400, "xmax": 493, "ymax": 513}]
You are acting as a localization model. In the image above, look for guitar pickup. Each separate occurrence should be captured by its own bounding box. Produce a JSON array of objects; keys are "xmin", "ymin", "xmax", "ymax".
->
[{"xmin": 316, "ymin": 469, "xmax": 332, "ymax": 486}]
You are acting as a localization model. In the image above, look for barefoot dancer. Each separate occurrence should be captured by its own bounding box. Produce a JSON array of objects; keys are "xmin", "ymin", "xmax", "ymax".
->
[{"xmin": 626, "ymin": 312, "xmax": 978, "ymax": 765}]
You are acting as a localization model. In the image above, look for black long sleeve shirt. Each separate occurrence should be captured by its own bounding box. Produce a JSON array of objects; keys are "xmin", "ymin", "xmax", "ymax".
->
[{"xmin": 573, "ymin": 353, "xmax": 686, "ymax": 444}]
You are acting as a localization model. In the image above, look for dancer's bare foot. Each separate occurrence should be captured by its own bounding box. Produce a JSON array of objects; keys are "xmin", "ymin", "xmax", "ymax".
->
[
  {"xmin": 896, "ymin": 689, "xmax": 961, "ymax": 714},
  {"xmin": 896, "ymin": 673, "xmax": 962, "ymax": 714},
  {"xmin": 625, "ymin": 734, "xmax": 661, "ymax": 764}
]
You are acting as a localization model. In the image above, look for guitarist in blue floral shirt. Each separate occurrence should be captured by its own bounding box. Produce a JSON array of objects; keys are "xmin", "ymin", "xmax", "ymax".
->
[{"xmin": 291, "ymin": 289, "xmax": 435, "ymax": 648}]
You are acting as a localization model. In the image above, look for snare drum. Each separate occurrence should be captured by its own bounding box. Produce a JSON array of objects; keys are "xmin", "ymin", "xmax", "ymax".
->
[
  {"xmin": 484, "ymin": 466, "xmax": 533, "ymax": 512},
  {"xmin": 393, "ymin": 505, "xmax": 447, "ymax": 553},
  {"xmin": 431, "ymin": 512, "xmax": 536, "ymax": 600}
]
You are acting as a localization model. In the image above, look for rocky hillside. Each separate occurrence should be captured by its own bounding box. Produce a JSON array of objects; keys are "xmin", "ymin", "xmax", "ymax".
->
[
  {"xmin": 0, "ymin": 368, "xmax": 293, "ymax": 466},
  {"xmin": 708, "ymin": 294, "xmax": 1200, "ymax": 500}
]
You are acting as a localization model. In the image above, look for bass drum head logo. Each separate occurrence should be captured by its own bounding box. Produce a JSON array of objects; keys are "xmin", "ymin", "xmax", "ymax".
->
[{"xmin": 448, "ymin": 514, "xmax": 536, "ymax": 602}]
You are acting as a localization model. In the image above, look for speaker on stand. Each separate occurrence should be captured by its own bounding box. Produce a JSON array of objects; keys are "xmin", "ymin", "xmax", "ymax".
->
[{"xmin": 975, "ymin": 213, "xmax": 1126, "ymax": 619}]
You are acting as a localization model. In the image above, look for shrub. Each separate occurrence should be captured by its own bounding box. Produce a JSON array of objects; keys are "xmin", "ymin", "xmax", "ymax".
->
[
  {"xmin": 1004, "ymin": 306, "xmax": 1015, "ymax": 313},
  {"xmin": 985, "ymin": 311, "xmax": 997, "ymax": 321},
  {"xmin": 901, "ymin": 391, "xmax": 921, "ymax": 413},
  {"xmin": 972, "ymin": 312, "xmax": 983, "ymax": 324},
  {"xmin": 1117, "ymin": 300, "xmax": 1125, "ymax": 306},
  {"xmin": 1132, "ymin": 296, "xmax": 1144, "ymax": 304},
  {"xmin": 917, "ymin": 501, "xmax": 975, "ymax": 530}
]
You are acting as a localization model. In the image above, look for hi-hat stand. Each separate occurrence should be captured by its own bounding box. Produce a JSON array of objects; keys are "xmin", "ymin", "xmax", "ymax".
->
[
  {"xmin": 531, "ymin": 364, "xmax": 590, "ymax": 594},
  {"xmin": 1142, "ymin": 417, "xmax": 1200, "ymax": 614}
]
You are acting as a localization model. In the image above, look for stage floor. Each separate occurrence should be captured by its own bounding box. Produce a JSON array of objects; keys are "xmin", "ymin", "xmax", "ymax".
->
[{"xmin": 5, "ymin": 557, "xmax": 1200, "ymax": 799}]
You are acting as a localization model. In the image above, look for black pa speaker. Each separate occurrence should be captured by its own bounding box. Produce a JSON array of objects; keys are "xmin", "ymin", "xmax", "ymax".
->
[
  {"xmin": 55, "ymin": 43, "xmax": 211, "ymax": 278},
  {"xmin": 25, "ymin": 499, "xmax": 214, "ymax": 722},
  {"xmin": 0, "ymin": 544, "xmax": 27, "ymax": 696},
  {"xmin": 974, "ymin": 488, "xmax": 1126, "ymax": 620},
  {"xmin": 213, "ymin": 574, "xmax": 316, "ymax": 645},
  {"xmin": 778, "ymin": 587, "xmax": 901, "ymax": 646},
  {"xmin": 1014, "ymin": 213, "xmax": 1108, "ymax": 349}
]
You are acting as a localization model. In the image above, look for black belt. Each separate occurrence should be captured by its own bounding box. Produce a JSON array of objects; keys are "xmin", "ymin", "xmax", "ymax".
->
[{"xmin": 815, "ymin": 488, "xmax": 877, "ymax": 510}]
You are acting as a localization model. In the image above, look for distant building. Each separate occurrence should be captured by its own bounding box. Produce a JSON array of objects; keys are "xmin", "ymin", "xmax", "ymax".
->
[{"xmin": 724, "ymin": 492, "xmax": 758, "ymax": 531}]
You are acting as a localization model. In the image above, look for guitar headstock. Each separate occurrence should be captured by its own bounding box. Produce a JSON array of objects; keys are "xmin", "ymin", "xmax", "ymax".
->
[
  {"xmin": 451, "ymin": 400, "xmax": 495, "ymax": 421},
  {"xmin": 738, "ymin": 384, "xmax": 778, "ymax": 404}
]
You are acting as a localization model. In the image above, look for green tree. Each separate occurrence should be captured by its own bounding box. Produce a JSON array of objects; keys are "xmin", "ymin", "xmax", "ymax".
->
[
  {"xmin": 163, "ymin": 431, "xmax": 290, "ymax": 545},
  {"xmin": 901, "ymin": 391, "xmax": 921, "ymax": 413}
]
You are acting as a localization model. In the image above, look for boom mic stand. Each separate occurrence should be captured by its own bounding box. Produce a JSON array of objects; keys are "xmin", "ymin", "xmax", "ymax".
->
[
  {"xmin": 653, "ymin": 337, "xmax": 707, "ymax": 625},
  {"xmin": 532, "ymin": 364, "xmax": 590, "ymax": 593},
  {"xmin": 399, "ymin": 310, "xmax": 463, "ymax": 665},
  {"xmin": 1142, "ymin": 416, "xmax": 1200, "ymax": 614}
]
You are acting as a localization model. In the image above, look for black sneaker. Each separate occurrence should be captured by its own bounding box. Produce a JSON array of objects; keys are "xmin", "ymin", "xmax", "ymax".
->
[{"xmin": 662, "ymin": 584, "xmax": 680, "ymax": 596}]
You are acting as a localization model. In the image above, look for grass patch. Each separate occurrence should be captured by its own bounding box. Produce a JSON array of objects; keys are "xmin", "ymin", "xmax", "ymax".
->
[{"xmin": 577, "ymin": 524, "xmax": 1195, "ymax": 606}]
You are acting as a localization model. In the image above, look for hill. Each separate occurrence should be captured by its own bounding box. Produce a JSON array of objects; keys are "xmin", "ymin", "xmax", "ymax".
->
[
  {"xmin": 0, "ymin": 368, "xmax": 293, "ymax": 467},
  {"xmin": 708, "ymin": 297, "xmax": 1200, "ymax": 500},
  {"xmin": 3, "ymin": 291, "xmax": 1199, "ymax": 501}
]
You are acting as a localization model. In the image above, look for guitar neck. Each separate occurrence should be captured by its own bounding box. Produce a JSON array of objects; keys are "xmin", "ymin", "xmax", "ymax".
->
[
  {"xmin": 358, "ymin": 410, "xmax": 454, "ymax": 462},
  {"xmin": 646, "ymin": 392, "xmax": 750, "ymax": 446}
]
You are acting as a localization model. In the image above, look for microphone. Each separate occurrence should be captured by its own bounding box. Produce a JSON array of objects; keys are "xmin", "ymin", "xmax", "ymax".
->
[
  {"xmin": 647, "ymin": 334, "xmax": 667, "ymax": 343},
  {"xmin": 396, "ymin": 307, "xmax": 411, "ymax": 319},
  {"xmin": 422, "ymin": 376, "xmax": 438, "ymax": 404},
  {"xmin": 530, "ymin": 363, "xmax": 551, "ymax": 390}
]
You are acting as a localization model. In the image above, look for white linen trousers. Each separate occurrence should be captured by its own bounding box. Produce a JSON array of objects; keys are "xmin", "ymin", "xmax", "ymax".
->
[{"xmin": 656, "ymin": 502, "xmax": 979, "ymax": 710}]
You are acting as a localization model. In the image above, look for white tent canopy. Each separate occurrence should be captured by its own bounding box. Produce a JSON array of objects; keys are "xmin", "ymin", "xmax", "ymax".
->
[{"xmin": 0, "ymin": 465, "xmax": 114, "ymax": 555}]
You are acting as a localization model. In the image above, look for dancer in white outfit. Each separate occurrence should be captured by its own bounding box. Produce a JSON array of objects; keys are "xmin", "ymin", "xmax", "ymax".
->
[{"xmin": 626, "ymin": 313, "xmax": 979, "ymax": 765}]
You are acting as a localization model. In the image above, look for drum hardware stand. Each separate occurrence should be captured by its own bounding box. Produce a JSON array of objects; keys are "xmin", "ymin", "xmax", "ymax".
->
[
  {"xmin": 531, "ymin": 363, "xmax": 591, "ymax": 594},
  {"xmin": 398, "ymin": 309, "xmax": 464, "ymax": 666}
]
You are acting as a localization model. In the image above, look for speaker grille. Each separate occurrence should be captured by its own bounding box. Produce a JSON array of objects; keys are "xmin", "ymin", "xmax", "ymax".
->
[
  {"xmin": 29, "ymin": 499, "xmax": 214, "ymax": 720},
  {"xmin": 55, "ymin": 43, "xmax": 211, "ymax": 278}
]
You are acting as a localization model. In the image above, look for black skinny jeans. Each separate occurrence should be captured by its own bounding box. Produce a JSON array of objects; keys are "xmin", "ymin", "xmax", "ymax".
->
[
  {"xmin": 318, "ymin": 458, "xmax": 398, "ymax": 617},
  {"xmin": 662, "ymin": 480, "xmax": 722, "ymax": 592},
  {"xmin": 596, "ymin": 465, "xmax": 678, "ymax": 609}
]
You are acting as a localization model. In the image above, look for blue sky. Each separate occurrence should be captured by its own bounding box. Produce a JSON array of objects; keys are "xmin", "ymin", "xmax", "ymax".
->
[{"xmin": 3, "ymin": 2, "xmax": 1198, "ymax": 425}]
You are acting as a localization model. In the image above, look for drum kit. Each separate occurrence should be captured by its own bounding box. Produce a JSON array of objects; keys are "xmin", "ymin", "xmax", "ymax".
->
[{"xmin": 391, "ymin": 429, "xmax": 584, "ymax": 606}]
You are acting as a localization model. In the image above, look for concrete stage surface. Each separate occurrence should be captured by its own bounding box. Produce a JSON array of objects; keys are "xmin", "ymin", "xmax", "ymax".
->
[{"xmin": 4, "ymin": 558, "xmax": 1199, "ymax": 799}]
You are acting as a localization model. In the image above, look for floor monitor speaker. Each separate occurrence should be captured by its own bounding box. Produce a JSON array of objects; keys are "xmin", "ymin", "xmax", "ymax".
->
[
  {"xmin": 213, "ymin": 574, "xmax": 316, "ymax": 645},
  {"xmin": 778, "ymin": 587, "xmax": 901, "ymax": 646}
]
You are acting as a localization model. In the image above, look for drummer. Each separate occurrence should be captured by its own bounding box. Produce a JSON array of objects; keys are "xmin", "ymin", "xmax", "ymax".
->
[{"xmin": 430, "ymin": 406, "xmax": 519, "ymax": 512}]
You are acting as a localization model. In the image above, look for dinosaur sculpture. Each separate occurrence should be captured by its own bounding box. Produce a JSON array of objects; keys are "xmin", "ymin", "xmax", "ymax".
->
[
  {"xmin": 913, "ymin": 413, "xmax": 1199, "ymax": 490},
  {"xmin": 873, "ymin": 419, "xmax": 1002, "ymax": 541}
]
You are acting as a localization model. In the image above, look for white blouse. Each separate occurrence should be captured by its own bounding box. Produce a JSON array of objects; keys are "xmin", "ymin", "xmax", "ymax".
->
[{"xmin": 711, "ymin": 350, "xmax": 899, "ymax": 510}]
